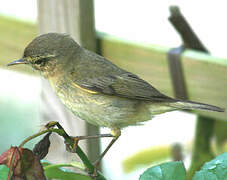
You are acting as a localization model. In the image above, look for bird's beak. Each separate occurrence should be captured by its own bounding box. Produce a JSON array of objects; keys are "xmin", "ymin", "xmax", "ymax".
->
[{"xmin": 7, "ymin": 59, "xmax": 28, "ymax": 66}]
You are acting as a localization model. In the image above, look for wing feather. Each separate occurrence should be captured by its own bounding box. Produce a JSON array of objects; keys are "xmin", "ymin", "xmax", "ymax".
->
[{"xmin": 74, "ymin": 73, "xmax": 175, "ymax": 102}]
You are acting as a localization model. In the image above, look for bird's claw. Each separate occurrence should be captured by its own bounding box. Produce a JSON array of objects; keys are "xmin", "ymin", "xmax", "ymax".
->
[{"xmin": 65, "ymin": 136, "xmax": 80, "ymax": 153}]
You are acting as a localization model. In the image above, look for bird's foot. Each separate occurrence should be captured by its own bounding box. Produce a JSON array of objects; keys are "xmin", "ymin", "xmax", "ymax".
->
[
  {"xmin": 86, "ymin": 161, "xmax": 99, "ymax": 179},
  {"xmin": 65, "ymin": 136, "xmax": 80, "ymax": 153}
]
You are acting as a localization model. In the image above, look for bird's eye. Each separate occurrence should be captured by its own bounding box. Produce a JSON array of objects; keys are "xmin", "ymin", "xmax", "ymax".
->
[
  {"xmin": 35, "ymin": 59, "xmax": 43, "ymax": 64},
  {"xmin": 35, "ymin": 58, "xmax": 47, "ymax": 65}
]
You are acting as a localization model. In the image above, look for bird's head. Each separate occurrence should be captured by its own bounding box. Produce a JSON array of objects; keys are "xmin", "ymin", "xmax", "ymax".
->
[{"xmin": 8, "ymin": 33, "xmax": 80, "ymax": 78}]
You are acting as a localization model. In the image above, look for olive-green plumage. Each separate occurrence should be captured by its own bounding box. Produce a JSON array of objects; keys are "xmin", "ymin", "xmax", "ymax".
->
[{"xmin": 8, "ymin": 33, "xmax": 224, "ymax": 130}]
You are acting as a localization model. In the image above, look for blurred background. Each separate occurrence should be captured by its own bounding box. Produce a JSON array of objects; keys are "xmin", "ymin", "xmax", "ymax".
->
[{"xmin": 0, "ymin": 0, "xmax": 227, "ymax": 180}]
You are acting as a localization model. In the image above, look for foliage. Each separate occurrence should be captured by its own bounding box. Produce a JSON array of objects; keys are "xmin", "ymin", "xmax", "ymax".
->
[
  {"xmin": 0, "ymin": 165, "xmax": 9, "ymax": 179},
  {"xmin": 0, "ymin": 147, "xmax": 45, "ymax": 179},
  {"xmin": 0, "ymin": 121, "xmax": 226, "ymax": 179},
  {"xmin": 139, "ymin": 153, "xmax": 227, "ymax": 180},
  {"xmin": 43, "ymin": 161, "xmax": 92, "ymax": 180},
  {"xmin": 139, "ymin": 161, "xmax": 186, "ymax": 180},
  {"xmin": 193, "ymin": 153, "xmax": 227, "ymax": 180}
]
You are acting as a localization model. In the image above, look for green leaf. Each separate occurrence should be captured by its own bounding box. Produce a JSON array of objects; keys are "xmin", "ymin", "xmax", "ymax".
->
[
  {"xmin": 139, "ymin": 161, "xmax": 186, "ymax": 180},
  {"xmin": 193, "ymin": 153, "xmax": 227, "ymax": 180},
  {"xmin": 43, "ymin": 163, "xmax": 92, "ymax": 180},
  {"xmin": 0, "ymin": 165, "xmax": 9, "ymax": 179}
]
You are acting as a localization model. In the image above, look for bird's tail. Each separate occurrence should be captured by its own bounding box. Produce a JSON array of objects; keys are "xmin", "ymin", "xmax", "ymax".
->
[{"xmin": 169, "ymin": 100, "xmax": 224, "ymax": 112}]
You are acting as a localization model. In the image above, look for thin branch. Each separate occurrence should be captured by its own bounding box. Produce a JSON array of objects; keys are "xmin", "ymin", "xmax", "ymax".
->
[
  {"xmin": 7, "ymin": 148, "xmax": 19, "ymax": 180},
  {"xmin": 19, "ymin": 129, "xmax": 55, "ymax": 148}
]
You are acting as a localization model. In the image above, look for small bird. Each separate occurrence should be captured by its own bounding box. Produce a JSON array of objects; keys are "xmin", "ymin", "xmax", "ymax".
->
[{"xmin": 8, "ymin": 33, "xmax": 224, "ymax": 167}]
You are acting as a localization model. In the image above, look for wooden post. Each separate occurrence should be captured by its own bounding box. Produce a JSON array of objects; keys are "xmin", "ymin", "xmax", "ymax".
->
[{"xmin": 37, "ymin": 0, "xmax": 100, "ymax": 163}]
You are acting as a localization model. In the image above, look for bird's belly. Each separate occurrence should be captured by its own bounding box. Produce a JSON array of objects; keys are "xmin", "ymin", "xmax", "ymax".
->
[{"xmin": 54, "ymin": 85, "xmax": 151, "ymax": 128}]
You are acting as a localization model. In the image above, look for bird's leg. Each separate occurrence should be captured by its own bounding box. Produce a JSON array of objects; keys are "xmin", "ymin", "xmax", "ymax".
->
[
  {"xmin": 65, "ymin": 134, "xmax": 114, "ymax": 153},
  {"xmin": 92, "ymin": 128, "xmax": 121, "ymax": 177},
  {"xmin": 65, "ymin": 128, "xmax": 121, "ymax": 177},
  {"xmin": 72, "ymin": 134, "xmax": 113, "ymax": 151}
]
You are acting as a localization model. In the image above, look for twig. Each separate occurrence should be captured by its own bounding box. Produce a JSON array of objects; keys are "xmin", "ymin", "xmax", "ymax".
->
[
  {"xmin": 46, "ymin": 122, "xmax": 95, "ymax": 172},
  {"xmin": 19, "ymin": 129, "xmax": 55, "ymax": 148},
  {"xmin": 7, "ymin": 148, "xmax": 19, "ymax": 180}
]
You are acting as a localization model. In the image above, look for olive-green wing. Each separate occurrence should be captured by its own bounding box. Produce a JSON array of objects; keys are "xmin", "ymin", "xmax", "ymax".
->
[{"xmin": 74, "ymin": 73, "xmax": 174, "ymax": 102}]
